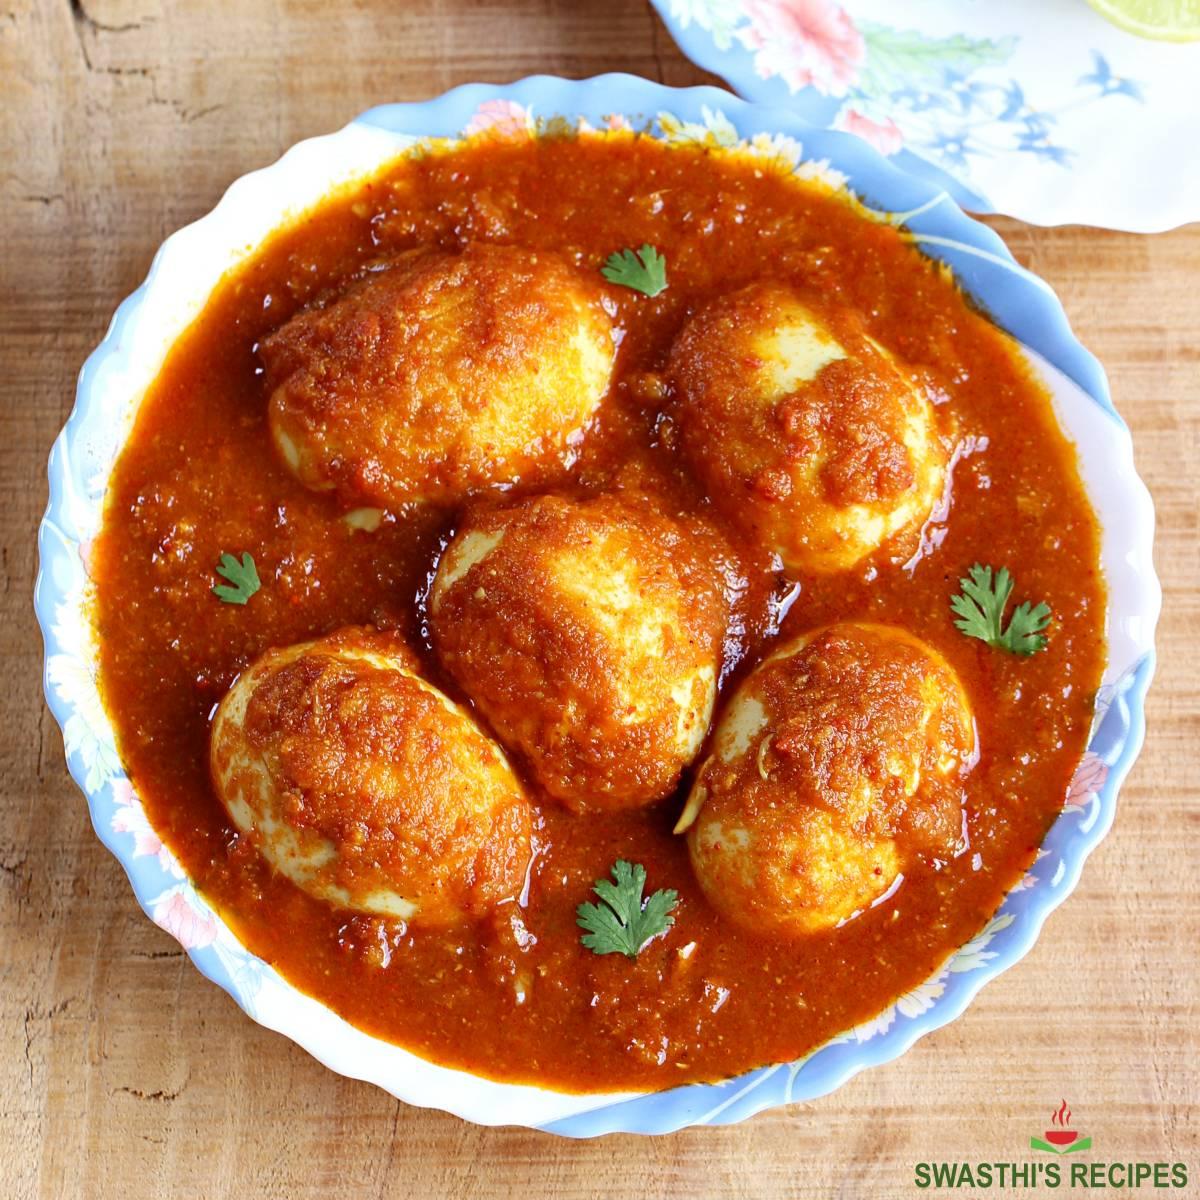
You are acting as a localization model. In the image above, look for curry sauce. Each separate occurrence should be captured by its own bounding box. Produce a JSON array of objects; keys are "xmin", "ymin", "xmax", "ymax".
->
[{"xmin": 92, "ymin": 133, "xmax": 1104, "ymax": 1091}]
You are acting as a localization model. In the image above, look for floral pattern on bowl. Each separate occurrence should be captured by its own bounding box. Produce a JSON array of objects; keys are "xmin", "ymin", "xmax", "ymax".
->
[
  {"xmin": 654, "ymin": 0, "xmax": 1200, "ymax": 231},
  {"xmin": 36, "ymin": 74, "xmax": 1159, "ymax": 1136}
]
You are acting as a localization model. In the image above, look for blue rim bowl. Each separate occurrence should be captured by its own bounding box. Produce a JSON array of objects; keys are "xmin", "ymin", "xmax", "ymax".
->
[{"xmin": 36, "ymin": 74, "xmax": 1159, "ymax": 1136}]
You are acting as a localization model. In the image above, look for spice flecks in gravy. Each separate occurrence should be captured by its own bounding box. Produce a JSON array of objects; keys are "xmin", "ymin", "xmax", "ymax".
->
[{"xmin": 93, "ymin": 134, "xmax": 1104, "ymax": 1091}]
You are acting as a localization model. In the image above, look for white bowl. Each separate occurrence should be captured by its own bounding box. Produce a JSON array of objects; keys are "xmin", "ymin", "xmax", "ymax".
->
[{"xmin": 36, "ymin": 75, "xmax": 1160, "ymax": 1136}]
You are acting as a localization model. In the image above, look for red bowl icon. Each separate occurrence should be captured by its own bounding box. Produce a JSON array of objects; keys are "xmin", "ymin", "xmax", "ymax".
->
[{"xmin": 1045, "ymin": 1130, "xmax": 1078, "ymax": 1146}]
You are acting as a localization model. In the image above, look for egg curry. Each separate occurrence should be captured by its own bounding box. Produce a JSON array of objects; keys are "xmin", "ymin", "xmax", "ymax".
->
[{"xmin": 92, "ymin": 128, "xmax": 1105, "ymax": 1092}]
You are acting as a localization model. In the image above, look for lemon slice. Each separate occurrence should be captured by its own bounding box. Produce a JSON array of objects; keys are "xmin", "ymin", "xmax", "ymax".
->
[{"xmin": 1085, "ymin": 0, "xmax": 1200, "ymax": 40}]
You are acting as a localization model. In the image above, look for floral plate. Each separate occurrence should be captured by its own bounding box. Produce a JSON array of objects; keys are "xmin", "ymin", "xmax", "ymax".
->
[
  {"xmin": 653, "ymin": 0, "xmax": 1200, "ymax": 231},
  {"xmin": 36, "ymin": 74, "xmax": 1160, "ymax": 1136}
]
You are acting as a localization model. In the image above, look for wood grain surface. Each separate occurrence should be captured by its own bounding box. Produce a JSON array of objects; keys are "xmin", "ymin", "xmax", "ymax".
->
[{"xmin": 2, "ymin": 2, "xmax": 1197, "ymax": 1196}]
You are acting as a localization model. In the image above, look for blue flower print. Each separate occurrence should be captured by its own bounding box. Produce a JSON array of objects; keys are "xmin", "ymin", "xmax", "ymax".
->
[{"xmin": 1078, "ymin": 51, "xmax": 1144, "ymax": 101}]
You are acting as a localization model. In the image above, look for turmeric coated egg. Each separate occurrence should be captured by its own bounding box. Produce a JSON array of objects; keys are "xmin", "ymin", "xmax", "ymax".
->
[
  {"xmin": 429, "ymin": 493, "xmax": 728, "ymax": 812},
  {"xmin": 679, "ymin": 622, "xmax": 976, "ymax": 937},
  {"xmin": 260, "ymin": 243, "xmax": 615, "ymax": 509},
  {"xmin": 669, "ymin": 281, "xmax": 947, "ymax": 573},
  {"xmin": 209, "ymin": 627, "xmax": 533, "ymax": 927}
]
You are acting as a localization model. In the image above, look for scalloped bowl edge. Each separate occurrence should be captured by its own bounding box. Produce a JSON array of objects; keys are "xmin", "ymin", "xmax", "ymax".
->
[{"xmin": 35, "ymin": 74, "xmax": 1159, "ymax": 1137}]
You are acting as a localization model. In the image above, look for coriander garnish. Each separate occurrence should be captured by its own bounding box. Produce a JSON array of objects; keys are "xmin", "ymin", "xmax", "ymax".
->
[
  {"xmin": 577, "ymin": 860, "xmax": 679, "ymax": 959},
  {"xmin": 951, "ymin": 564, "xmax": 1050, "ymax": 656},
  {"xmin": 213, "ymin": 551, "xmax": 261, "ymax": 606},
  {"xmin": 600, "ymin": 244, "xmax": 668, "ymax": 297}
]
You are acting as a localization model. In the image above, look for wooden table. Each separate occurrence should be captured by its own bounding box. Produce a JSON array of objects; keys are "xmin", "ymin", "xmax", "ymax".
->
[{"xmin": 3, "ymin": 2, "xmax": 1197, "ymax": 1196}]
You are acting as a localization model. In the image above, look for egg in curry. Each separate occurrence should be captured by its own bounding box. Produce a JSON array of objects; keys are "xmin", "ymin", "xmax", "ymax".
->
[
  {"xmin": 669, "ymin": 281, "xmax": 947, "ymax": 573},
  {"xmin": 210, "ymin": 626, "xmax": 532, "ymax": 927},
  {"xmin": 261, "ymin": 242, "xmax": 614, "ymax": 509},
  {"xmin": 92, "ymin": 127, "xmax": 1104, "ymax": 1092},
  {"xmin": 429, "ymin": 492, "xmax": 727, "ymax": 812},
  {"xmin": 679, "ymin": 622, "xmax": 976, "ymax": 937}
]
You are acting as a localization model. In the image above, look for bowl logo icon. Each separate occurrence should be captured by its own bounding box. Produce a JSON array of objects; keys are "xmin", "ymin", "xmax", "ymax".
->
[{"xmin": 1031, "ymin": 1100, "xmax": 1092, "ymax": 1154}]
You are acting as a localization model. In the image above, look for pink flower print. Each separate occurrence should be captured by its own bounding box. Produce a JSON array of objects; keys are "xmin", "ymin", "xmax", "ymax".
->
[
  {"xmin": 838, "ymin": 107, "xmax": 903, "ymax": 156},
  {"xmin": 738, "ymin": 0, "xmax": 865, "ymax": 98},
  {"xmin": 153, "ymin": 889, "xmax": 218, "ymax": 950},
  {"xmin": 1065, "ymin": 752, "xmax": 1108, "ymax": 808},
  {"xmin": 111, "ymin": 778, "xmax": 173, "ymax": 870},
  {"xmin": 464, "ymin": 99, "xmax": 534, "ymax": 140},
  {"xmin": 578, "ymin": 113, "xmax": 631, "ymax": 136}
]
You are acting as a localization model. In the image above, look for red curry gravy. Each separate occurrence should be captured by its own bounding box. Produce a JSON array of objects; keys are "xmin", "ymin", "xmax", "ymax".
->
[{"xmin": 92, "ymin": 133, "xmax": 1104, "ymax": 1091}]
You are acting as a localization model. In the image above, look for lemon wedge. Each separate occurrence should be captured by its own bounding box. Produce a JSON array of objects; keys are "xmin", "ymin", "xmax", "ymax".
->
[{"xmin": 1085, "ymin": 0, "xmax": 1200, "ymax": 40}]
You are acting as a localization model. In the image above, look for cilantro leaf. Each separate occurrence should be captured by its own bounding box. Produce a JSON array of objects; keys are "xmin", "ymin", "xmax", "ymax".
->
[
  {"xmin": 213, "ymin": 551, "xmax": 261, "ymax": 606},
  {"xmin": 600, "ymin": 244, "xmax": 668, "ymax": 297},
  {"xmin": 576, "ymin": 860, "xmax": 679, "ymax": 959},
  {"xmin": 951, "ymin": 564, "xmax": 1050, "ymax": 656}
]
